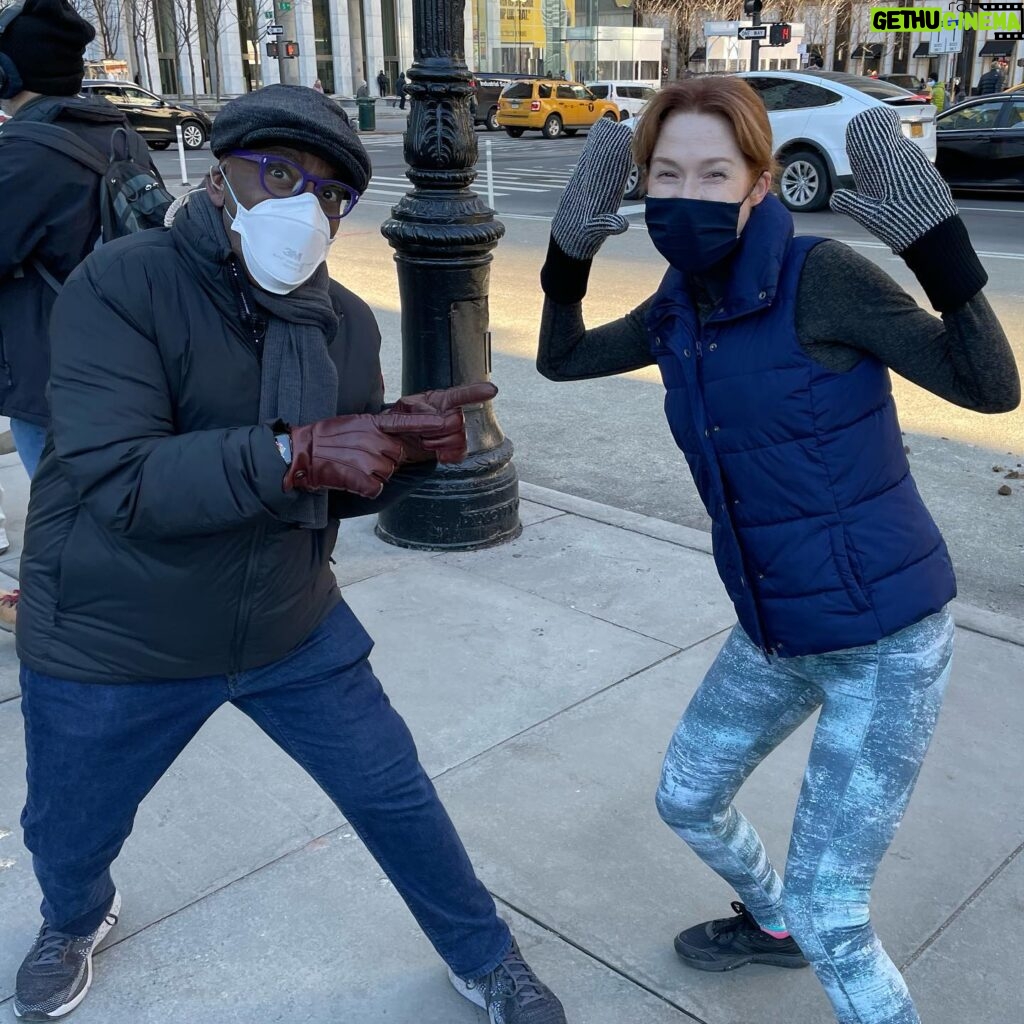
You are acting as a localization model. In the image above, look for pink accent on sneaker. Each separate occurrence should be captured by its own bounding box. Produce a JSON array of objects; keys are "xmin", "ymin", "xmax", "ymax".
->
[{"xmin": 762, "ymin": 928, "xmax": 790, "ymax": 939}]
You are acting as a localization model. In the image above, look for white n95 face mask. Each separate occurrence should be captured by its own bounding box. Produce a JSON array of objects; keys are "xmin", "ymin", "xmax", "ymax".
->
[{"xmin": 222, "ymin": 173, "xmax": 333, "ymax": 295}]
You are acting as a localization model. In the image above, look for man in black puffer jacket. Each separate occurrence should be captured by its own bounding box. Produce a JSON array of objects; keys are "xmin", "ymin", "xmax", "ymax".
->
[{"xmin": 13, "ymin": 85, "xmax": 567, "ymax": 1024}]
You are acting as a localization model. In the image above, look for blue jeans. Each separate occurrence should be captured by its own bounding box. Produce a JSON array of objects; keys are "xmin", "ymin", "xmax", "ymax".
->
[
  {"xmin": 656, "ymin": 610, "xmax": 955, "ymax": 1024},
  {"xmin": 19, "ymin": 602, "xmax": 511, "ymax": 980},
  {"xmin": 9, "ymin": 417, "xmax": 47, "ymax": 479}
]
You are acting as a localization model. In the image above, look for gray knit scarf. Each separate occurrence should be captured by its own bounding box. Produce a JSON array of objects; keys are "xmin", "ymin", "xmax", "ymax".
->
[{"xmin": 182, "ymin": 192, "xmax": 340, "ymax": 530}]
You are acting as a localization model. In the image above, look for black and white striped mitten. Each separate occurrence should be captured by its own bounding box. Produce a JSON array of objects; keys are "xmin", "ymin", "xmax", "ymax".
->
[
  {"xmin": 830, "ymin": 106, "xmax": 985, "ymax": 311},
  {"xmin": 550, "ymin": 116, "xmax": 634, "ymax": 260},
  {"xmin": 830, "ymin": 106, "xmax": 957, "ymax": 253}
]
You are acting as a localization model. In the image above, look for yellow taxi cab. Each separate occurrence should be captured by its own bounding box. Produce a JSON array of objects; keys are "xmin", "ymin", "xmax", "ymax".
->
[{"xmin": 497, "ymin": 79, "xmax": 621, "ymax": 139}]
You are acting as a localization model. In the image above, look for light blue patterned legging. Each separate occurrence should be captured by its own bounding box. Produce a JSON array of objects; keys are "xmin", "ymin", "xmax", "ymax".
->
[{"xmin": 656, "ymin": 609, "xmax": 955, "ymax": 1024}]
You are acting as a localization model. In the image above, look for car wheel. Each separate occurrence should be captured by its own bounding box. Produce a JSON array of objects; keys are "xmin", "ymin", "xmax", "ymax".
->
[
  {"xmin": 148, "ymin": 140, "xmax": 171, "ymax": 150},
  {"xmin": 505, "ymin": 127, "xmax": 524, "ymax": 138},
  {"xmin": 778, "ymin": 150, "xmax": 830, "ymax": 212},
  {"xmin": 542, "ymin": 114, "xmax": 563, "ymax": 140},
  {"xmin": 486, "ymin": 108, "xmax": 499, "ymax": 131},
  {"xmin": 624, "ymin": 161, "xmax": 644, "ymax": 201},
  {"xmin": 180, "ymin": 119, "xmax": 207, "ymax": 150},
  {"xmin": 602, "ymin": 111, "xmax": 618, "ymax": 121},
  {"xmin": 564, "ymin": 128, "xmax": 579, "ymax": 136}
]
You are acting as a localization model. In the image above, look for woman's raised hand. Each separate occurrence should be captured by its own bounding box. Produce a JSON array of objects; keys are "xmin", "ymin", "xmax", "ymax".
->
[
  {"xmin": 550, "ymin": 116, "xmax": 635, "ymax": 261},
  {"xmin": 830, "ymin": 105, "xmax": 958, "ymax": 254}
]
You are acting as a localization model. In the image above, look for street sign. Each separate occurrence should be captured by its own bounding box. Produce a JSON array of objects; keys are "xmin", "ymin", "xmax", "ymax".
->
[
  {"xmin": 268, "ymin": 24, "xmax": 283, "ymax": 34},
  {"xmin": 704, "ymin": 20, "xmax": 741, "ymax": 36},
  {"xmin": 929, "ymin": 26, "xmax": 963, "ymax": 55},
  {"xmin": 737, "ymin": 26, "xmax": 768, "ymax": 40}
]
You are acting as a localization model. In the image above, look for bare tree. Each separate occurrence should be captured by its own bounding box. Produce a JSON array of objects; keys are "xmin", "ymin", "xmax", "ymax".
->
[
  {"xmin": 172, "ymin": 0, "xmax": 201, "ymax": 103},
  {"xmin": 125, "ymin": 0, "xmax": 154, "ymax": 88},
  {"xmin": 798, "ymin": 0, "xmax": 848, "ymax": 68},
  {"xmin": 238, "ymin": 0, "xmax": 272, "ymax": 90},
  {"xmin": 91, "ymin": 0, "xmax": 125, "ymax": 58},
  {"xmin": 635, "ymin": 0, "xmax": 712, "ymax": 81},
  {"xmin": 198, "ymin": 0, "xmax": 235, "ymax": 100},
  {"xmin": 845, "ymin": 1, "xmax": 878, "ymax": 74}
]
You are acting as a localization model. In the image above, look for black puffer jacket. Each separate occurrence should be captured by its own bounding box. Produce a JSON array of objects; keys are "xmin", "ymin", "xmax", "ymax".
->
[
  {"xmin": 17, "ymin": 195, "xmax": 426, "ymax": 682},
  {"xmin": 0, "ymin": 95, "xmax": 129, "ymax": 425}
]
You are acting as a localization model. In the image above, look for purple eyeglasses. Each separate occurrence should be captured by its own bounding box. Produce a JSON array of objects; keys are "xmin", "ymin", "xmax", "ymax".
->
[{"xmin": 226, "ymin": 149, "xmax": 360, "ymax": 220}]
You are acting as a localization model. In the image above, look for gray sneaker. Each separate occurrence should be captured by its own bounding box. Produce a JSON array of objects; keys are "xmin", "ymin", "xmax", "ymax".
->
[
  {"xmin": 14, "ymin": 891, "xmax": 121, "ymax": 1020},
  {"xmin": 449, "ymin": 937, "xmax": 567, "ymax": 1023}
]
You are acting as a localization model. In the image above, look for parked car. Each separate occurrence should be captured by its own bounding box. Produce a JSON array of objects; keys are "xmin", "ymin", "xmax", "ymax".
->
[
  {"xmin": 497, "ymin": 79, "xmax": 620, "ymax": 139},
  {"xmin": 880, "ymin": 74, "xmax": 925, "ymax": 92},
  {"xmin": 471, "ymin": 72, "xmax": 544, "ymax": 131},
  {"xmin": 624, "ymin": 70, "xmax": 936, "ymax": 211},
  {"xmin": 934, "ymin": 92, "xmax": 1024, "ymax": 192},
  {"xmin": 879, "ymin": 74, "xmax": 931, "ymax": 102},
  {"xmin": 80, "ymin": 80, "xmax": 212, "ymax": 149},
  {"xmin": 585, "ymin": 81, "xmax": 657, "ymax": 120}
]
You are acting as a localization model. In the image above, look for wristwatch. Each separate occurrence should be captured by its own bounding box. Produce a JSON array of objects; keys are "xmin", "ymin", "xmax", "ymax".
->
[{"xmin": 274, "ymin": 432, "xmax": 292, "ymax": 466}]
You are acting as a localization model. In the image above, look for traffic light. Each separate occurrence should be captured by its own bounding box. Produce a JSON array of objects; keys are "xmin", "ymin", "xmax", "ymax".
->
[
  {"xmin": 284, "ymin": 41, "xmax": 299, "ymax": 58},
  {"xmin": 265, "ymin": 41, "xmax": 279, "ymax": 58},
  {"xmin": 769, "ymin": 23, "xmax": 792, "ymax": 45},
  {"xmin": 743, "ymin": 0, "xmax": 763, "ymax": 14}
]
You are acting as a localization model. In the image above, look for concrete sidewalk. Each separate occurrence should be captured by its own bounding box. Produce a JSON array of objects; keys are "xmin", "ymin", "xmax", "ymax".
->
[{"xmin": 0, "ymin": 456, "xmax": 1021, "ymax": 1023}]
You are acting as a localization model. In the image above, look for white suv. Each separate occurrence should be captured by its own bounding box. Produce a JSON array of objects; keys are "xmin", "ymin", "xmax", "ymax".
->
[
  {"xmin": 586, "ymin": 81, "xmax": 657, "ymax": 120},
  {"xmin": 624, "ymin": 70, "xmax": 936, "ymax": 212}
]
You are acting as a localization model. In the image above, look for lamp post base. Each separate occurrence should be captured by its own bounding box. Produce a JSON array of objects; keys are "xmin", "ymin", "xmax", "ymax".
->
[{"xmin": 376, "ymin": 439, "xmax": 521, "ymax": 551}]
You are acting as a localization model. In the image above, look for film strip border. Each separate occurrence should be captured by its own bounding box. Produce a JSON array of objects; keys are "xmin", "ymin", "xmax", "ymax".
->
[{"xmin": 981, "ymin": 1, "xmax": 1024, "ymax": 40}]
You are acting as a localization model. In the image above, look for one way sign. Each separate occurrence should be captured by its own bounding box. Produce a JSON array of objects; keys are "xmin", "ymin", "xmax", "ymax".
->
[{"xmin": 737, "ymin": 26, "xmax": 768, "ymax": 40}]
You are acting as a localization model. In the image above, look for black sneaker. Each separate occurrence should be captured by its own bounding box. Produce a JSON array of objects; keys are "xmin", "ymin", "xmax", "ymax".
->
[
  {"xmin": 674, "ymin": 901, "xmax": 808, "ymax": 972},
  {"xmin": 449, "ymin": 937, "xmax": 567, "ymax": 1023},
  {"xmin": 14, "ymin": 891, "xmax": 121, "ymax": 1020}
]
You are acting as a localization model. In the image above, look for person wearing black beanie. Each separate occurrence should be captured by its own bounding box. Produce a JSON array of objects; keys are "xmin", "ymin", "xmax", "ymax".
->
[
  {"xmin": 0, "ymin": 0, "xmax": 142, "ymax": 634},
  {"xmin": 0, "ymin": 0, "xmax": 96, "ymax": 104}
]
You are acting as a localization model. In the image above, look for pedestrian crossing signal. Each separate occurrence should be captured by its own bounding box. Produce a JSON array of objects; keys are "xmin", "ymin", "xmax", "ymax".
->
[
  {"xmin": 265, "ymin": 41, "xmax": 279, "ymax": 58},
  {"xmin": 284, "ymin": 41, "xmax": 299, "ymax": 58},
  {"xmin": 769, "ymin": 23, "xmax": 792, "ymax": 45}
]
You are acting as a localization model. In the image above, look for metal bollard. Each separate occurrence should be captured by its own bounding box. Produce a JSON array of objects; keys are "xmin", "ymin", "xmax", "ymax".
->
[
  {"xmin": 484, "ymin": 138, "xmax": 495, "ymax": 212},
  {"xmin": 176, "ymin": 124, "xmax": 190, "ymax": 187}
]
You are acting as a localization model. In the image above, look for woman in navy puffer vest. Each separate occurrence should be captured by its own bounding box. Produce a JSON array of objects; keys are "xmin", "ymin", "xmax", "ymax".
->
[{"xmin": 537, "ymin": 79, "xmax": 1019, "ymax": 1024}]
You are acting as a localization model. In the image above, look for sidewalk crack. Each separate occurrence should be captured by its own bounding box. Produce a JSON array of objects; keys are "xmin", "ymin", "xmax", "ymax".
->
[
  {"xmin": 493, "ymin": 894, "xmax": 710, "ymax": 1023},
  {"xmin": 901, "ymin": 839, "xmax": 1024, "ymax": 971}
]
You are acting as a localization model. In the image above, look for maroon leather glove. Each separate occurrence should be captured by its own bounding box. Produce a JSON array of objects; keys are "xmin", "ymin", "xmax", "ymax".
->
[
  {"xmin": 388, "ymin": 382, "xmax": 499, "ymax": 464},
  {"xmin": 284, "ymin": 411, "xmax": 447, "ymax": 498}
]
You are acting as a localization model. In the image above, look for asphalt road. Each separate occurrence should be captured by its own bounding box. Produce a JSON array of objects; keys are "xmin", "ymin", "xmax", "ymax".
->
[
  {"xmin": 152, "ymin": 137, "xmax": 1024, "ymax": 619},
  {"xmin": 151, "ymin": 129, "xmax": 583, "ymax": 217}
]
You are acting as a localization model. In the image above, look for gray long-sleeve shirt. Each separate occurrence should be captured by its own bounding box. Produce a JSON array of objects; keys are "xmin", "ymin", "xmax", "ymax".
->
[{"xmin": 538, "ymin": 239, "xmax": 1020, "ymax": 414}]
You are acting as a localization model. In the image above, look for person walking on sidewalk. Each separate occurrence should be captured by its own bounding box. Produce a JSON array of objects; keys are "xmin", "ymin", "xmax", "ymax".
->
[
  {"xmin": 0, "ymin": 0, "xmax": 147, "ymax": 625},
  {"xmin": 976, "ymin": 60, "xmax": 1004, "ymax": 95},
  {"xmin": 397, "ymin": 70, "xmax": 408, "ymax": 110},
  {"xmin": 536, "ymin": 81, "xmax": 1019, "ymax": 1024},
  {"xmin": 13, "ymin": 84, "xmax": 566, "ymax": 1024},
  {"xmin": 377, "ymin": 68, "xmax": 388, "ymax": 97}
]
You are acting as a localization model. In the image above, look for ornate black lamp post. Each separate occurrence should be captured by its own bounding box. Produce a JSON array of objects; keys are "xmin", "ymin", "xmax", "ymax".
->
[{"xmin": 378, "ymin": 0, "xmax": 521, "ymax": 551}]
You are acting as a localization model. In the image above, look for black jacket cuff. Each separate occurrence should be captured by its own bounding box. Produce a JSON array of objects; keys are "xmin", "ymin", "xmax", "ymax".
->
[
  {"xmin": 901, "ymin": 215, "xmax": 987, "ymax": 313},
  {"xmin": 540, "ymin": 236, "xmax": 593, "ymax": 305}
]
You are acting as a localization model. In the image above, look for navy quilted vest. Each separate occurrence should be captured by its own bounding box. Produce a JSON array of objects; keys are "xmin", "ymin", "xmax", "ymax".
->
[{"xmin": 648, "ymin": 195, "xmax": 956, "ymax": 656}]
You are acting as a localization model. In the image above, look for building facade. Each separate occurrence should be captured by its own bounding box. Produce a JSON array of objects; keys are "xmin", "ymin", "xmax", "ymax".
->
[
  {"xmin": 80, "ymin": 1, "xmax": 1021, "ymax": 98},
  {"xmin": 82, "ymin": 0, "xmax": 666, "ymax": 97}
]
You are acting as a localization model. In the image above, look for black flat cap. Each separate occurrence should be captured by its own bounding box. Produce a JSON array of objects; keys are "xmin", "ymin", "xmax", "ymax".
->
[{"xmin": 211, "ymin": 84, "xmax": 372, "ymax": 194}]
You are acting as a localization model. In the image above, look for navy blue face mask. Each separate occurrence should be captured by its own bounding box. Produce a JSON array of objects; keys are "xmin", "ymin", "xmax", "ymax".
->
[{"xmin": 645, "ymin": 195, "xmax": 744, "ymax": 275}]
